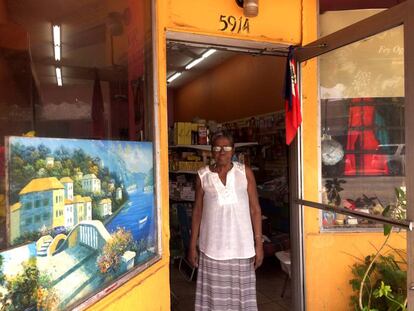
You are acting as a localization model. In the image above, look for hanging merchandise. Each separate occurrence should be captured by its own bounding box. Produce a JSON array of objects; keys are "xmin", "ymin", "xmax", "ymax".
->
[
  {"xmin": 344, "ymin": 98, "xmax": 389, "ymax": 176},
  {"xmin": 321, "ymin": 134, "xmax": 344, "ymax": 166}
]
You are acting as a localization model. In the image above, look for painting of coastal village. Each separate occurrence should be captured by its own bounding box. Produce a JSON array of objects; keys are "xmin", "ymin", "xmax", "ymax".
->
[{"xmin": 0, "ymin": 137, "xmax": 157, "ymax": 310}]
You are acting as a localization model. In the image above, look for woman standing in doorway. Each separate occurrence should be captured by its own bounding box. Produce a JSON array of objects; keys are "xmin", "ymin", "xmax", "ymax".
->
[{"xmin": 188, "ymin": 132, "xmax": 263, "ymax": 311}]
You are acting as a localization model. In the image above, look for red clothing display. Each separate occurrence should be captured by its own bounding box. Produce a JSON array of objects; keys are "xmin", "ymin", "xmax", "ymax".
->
[{"xmin": 344, "ymin": 100, "xmax": 389, "ymax": 175}]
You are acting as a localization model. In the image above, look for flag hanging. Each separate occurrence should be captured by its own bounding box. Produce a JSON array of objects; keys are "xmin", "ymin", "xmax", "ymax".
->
[{"xmin": 284, "ymin": 46, "xmax": 302, "ymax": 145}]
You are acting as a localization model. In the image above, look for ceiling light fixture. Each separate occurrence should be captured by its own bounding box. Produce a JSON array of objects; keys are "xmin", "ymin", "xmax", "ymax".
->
[
  {"xmin": 185, "ymin": 58, "xmax": 204, "ymax": 70},
  {"xmin": 202, "ymin": 49, "xmax": 217, "ymax": 58},
  {"xmin": 168, "ymin": 49, "xmax": 217, "ymax": 84},
  {"xmin": 167, "ymin": 72, "xmax": 182, "ymax": 83},
  {"xmin": 55, "ymin": 67, "xmax": 63, "ymax": 86},
  {"xmin": 54, "ymin": 45, "xmax": 61, "ymax": 62},
  {"xmin": 52, "ymin": 24, "xmax": 61, "ymax": 61},
  {"xmin": 185, "ymin": 49, "xmax": 217, "ymax": 70}
]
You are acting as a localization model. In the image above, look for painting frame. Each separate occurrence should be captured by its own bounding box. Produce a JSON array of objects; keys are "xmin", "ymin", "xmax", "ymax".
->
[{"xmin": 1, "ymin": 136, "xmax": 161, "ymax": 311}]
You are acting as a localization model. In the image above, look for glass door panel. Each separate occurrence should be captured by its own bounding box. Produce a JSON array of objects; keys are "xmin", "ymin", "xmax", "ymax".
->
[
  {"xmin": 293, "ymin": 15, "xmax": 411, "ymax": 308},
  {"xmin": 319, "ymin": 25, "xmax": 406, "ymax": 230}
]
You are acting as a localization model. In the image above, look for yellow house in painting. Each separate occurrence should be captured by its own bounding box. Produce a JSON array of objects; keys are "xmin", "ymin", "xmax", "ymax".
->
[
  {"xmin": 16, "ymin": 177, "xmax": 65, "ymax": 240},
  {"xmin": 74, "ymin": 195, "xmax": 86, "ymax": 223},
  {"xmin": 10, "ymin": 202, "xmax": 21, "ymax": 243}
]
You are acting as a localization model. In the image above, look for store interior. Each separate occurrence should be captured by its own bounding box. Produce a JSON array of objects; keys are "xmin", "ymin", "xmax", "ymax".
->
[{"xmin": 166, "ymin": 42, "xmax": 292, "ymax": 311}]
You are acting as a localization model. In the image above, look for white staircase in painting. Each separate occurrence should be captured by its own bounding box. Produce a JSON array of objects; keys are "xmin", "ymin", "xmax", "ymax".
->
[{"xmin": 37, "ymin": 238, "xmax": 53, "ymax": 257}]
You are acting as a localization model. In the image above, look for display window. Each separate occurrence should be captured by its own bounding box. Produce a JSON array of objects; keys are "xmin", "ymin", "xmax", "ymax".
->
[
  {"xmin": 0, "ymin": 0, "xmax": 159, "ymax": 309},
  {"xmin": 319, "ymin": 25, "xmax": 406, "ymax": 230}
]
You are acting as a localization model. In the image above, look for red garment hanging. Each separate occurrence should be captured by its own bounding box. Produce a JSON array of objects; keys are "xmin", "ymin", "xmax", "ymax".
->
[{"xmin": 344, "ymin": 99, "xmax": 389, "ymax": 175}]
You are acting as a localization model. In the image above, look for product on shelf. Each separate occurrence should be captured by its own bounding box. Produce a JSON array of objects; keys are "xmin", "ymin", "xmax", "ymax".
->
[
  {"xmin": 198, "ymin": 126, "xmax": 208, "ymax": 145},
  {"xmin": 169, "ymin": 175, "xmax": 196, "ymax": 202},
  {"xmin": 173, "ymin": 122, "xmax": 211, "ymax": 146}
]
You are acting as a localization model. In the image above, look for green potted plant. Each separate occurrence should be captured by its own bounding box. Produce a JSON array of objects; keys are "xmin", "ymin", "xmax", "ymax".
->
[{"xmin": 349, "ymin": 186, "xmax": 407, "ymax": 311}]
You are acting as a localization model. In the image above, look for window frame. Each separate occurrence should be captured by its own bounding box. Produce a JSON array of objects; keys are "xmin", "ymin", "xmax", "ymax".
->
[{"xmin": 294, "ymin": 0, "xmax": 414, "ymax": 303}]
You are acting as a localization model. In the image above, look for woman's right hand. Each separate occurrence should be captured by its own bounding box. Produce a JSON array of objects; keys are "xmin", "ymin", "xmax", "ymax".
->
[{"xmin": 187, "ymin": 247, "xmax": 199, "ymax": 268}]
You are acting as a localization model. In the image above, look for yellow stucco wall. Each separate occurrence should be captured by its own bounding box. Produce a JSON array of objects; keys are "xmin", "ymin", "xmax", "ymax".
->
[
  {"xmin": 88, "ymin": 264, "xmax": 171, "ymax": 311},
  {"xmin": 161, "ymin": 0, "xmax": 302, "ymax": 44}
]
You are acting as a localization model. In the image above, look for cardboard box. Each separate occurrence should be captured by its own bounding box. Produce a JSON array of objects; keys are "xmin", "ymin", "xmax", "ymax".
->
[
  {"xmin": 185, "ymin": 122, "xmax": 193, "ymax": 145},
  {"xmin": 187, "ymin": 155, "xmax": 201, "ymax": 161},
  {"xmin": 174, "ymin": 122, "xmax": 187, "ymax": 145},
  {"xmin": 177, "ymin": 161, "xmax": 205, "ymax": 171}
]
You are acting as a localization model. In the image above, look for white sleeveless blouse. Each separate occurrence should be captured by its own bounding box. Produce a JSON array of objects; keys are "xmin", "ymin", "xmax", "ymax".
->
[{"xmin": 198, "ymin": 162, "xmax": 255, "ymax": 260}]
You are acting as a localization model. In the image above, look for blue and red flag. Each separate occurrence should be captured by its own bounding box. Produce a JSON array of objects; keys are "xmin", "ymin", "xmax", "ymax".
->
[{"xmin": 284, "ymin": 47, "xmax": 302, "ymax": 145}]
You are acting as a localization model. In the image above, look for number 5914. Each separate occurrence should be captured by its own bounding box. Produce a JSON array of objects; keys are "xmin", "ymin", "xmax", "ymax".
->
[{"xmin": 219, "ymin": 15, "xmax": 250, "ymax": 34}]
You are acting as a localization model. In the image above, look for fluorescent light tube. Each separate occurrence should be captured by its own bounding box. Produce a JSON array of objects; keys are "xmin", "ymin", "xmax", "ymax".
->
[
  {"xmin": 168, "ymin": 49, "xmax": 217, "ymax": 83},
  {"xmin": 202, "ymin": 49, "xmax": 216, "ymax": 58},
  {"xmin": 167, "ymin": 72, "xmax": 182, "ymax": 83},
  {"xmin": 53, "ymin": 25, "xmax": 61, "ymax": 46},
  {"xmin": 185, "ymin": 58, "xmax": 204, "ymax": 70},
  {"xmin": 53, "ymin": 25, "xmax": 61, "ymax": 61},
  {"xmin": 184, "ymin": 49, "xmax": 217, "ymax": 70},
  {"xmin": 55, "ymin": 67, "xmax": 63, "ymax": 86},
  {"xmin": 54, "ymin": 45, "xmax": 61, "ymax": 61}
]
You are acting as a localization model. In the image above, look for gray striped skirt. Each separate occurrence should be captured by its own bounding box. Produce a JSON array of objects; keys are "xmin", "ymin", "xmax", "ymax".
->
[{"xmin": 195, "ymin": 252, "xmax": 258, "ymax": 311}]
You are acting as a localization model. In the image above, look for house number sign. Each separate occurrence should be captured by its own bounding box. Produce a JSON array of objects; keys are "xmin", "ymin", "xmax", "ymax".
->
[{"xmin": 219, "ymin": 15, "xmax": 250, "ymax": 33}]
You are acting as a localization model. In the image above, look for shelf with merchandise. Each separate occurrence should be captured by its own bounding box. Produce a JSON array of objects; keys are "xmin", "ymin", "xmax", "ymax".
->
[
  {"xmin": 169, "ymin": 142, "xmax": 258, "ymax": 151},
  {"xmin": 170, "ymin": 170, "xmax": 198, "ymax": 175},
  {"xmin": 169, "ymin": 144, "xmax": 211, "ymax": 151}
]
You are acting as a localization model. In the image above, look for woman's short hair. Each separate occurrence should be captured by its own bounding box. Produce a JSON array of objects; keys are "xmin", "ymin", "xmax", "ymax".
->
[{"xmin": 211, "ymin": 131, "xmax": 234, "ymax": 147}]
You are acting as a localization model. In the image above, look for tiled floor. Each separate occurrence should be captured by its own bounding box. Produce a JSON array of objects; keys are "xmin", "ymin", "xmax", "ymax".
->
[{"xmin": 170, "ymin": 257, "xmax": 291, "ymax": 311}]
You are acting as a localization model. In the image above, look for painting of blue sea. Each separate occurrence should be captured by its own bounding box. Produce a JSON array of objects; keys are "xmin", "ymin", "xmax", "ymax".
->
[{"xmin": 0, "ymin": 137, "xmax": 158, "ymax": 310}]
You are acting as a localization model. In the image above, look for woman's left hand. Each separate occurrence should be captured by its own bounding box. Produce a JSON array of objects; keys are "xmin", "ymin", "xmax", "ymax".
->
[{"xmin": 254, "ymin": 245, "xmax": 264, "ymax": 269}]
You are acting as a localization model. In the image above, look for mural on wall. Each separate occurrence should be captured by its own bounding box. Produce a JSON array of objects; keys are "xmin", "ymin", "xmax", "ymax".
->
[{"xmin": 0, "ymin": 137, "xmax": 157, "ymax": 310}]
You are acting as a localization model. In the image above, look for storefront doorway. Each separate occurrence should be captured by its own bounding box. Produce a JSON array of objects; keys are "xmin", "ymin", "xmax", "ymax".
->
[
  {"xmin": 162, "ymin": 2, "xmax": 414, "ymax": 309},
  {"xmin": 164, "ymin": 37, "xmax": 302, "ymax": 310}
]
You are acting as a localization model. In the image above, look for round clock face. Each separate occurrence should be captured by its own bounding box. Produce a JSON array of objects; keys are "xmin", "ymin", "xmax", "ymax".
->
[{"xmin": 321, "ymin": 137, "xmax": 344, "ymax": 166}]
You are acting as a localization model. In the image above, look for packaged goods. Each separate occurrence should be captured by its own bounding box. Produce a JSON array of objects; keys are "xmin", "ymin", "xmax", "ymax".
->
[
  {"xmin": 198, "ymin": 126, "xmax": 208, "ymax": 145},
  {"xmin": 174, "ymin": 122, "xmax": 187, "ymax": 145}
]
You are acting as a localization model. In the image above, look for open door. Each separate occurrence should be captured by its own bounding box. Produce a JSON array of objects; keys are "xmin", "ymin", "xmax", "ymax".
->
[{"xmin": 290, "ymin": 1, "xmax": 414, "ymax": 309}]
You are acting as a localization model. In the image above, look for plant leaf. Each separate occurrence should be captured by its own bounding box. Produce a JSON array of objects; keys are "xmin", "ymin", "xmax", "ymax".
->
[
  {"xmin": 382, "ymin": 205, "xmax": 391, "ymax": 217},
  {"xmin": 383, "ymin": 224, "xmax": 392, "ymax": 236}
]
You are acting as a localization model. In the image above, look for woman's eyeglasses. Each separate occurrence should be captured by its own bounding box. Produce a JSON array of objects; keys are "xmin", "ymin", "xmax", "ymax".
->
[{"xmin": 212, "ymin": 146, "xmax": 233, "ymax": 152}]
